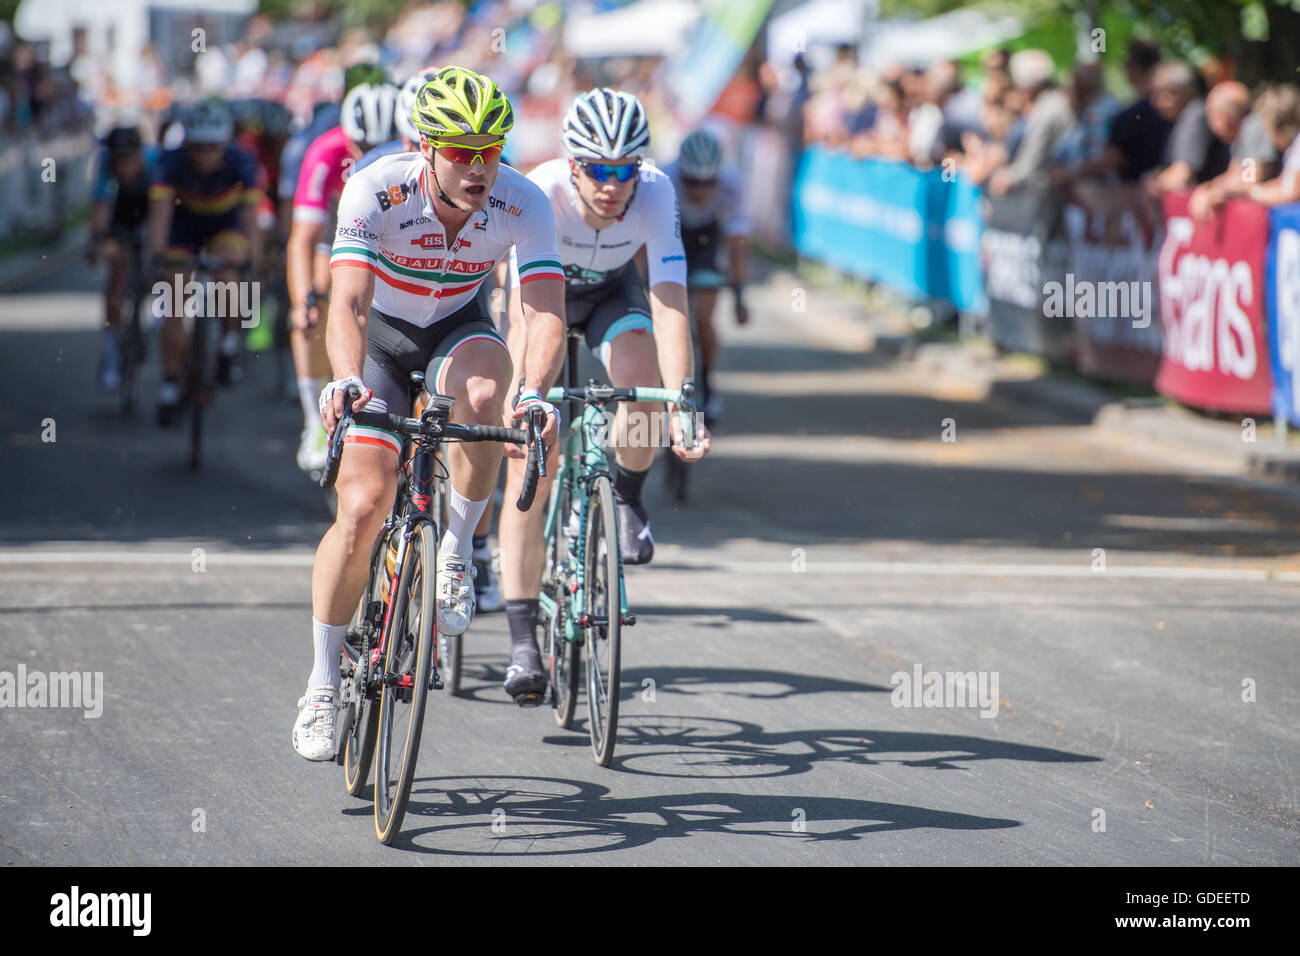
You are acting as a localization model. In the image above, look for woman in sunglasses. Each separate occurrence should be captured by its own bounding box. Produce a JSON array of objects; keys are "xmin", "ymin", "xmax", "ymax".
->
[{"xmin": 496, "ymin": 87, "xmax": 712, "ymax": 705}]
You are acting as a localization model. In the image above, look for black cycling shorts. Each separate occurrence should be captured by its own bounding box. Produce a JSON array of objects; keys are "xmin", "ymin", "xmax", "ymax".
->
[
  {"xmin": 565, "ymin": 262, "xmax": 653, "ymax": 367},
  {"xmin": 351, "ymin": 299, "xmax": 507, "ymax": 456}
]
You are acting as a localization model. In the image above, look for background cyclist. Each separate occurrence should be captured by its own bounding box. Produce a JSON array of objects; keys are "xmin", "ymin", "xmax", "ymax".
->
[
  {"xmin": 663, "ymin": 128, "xmax": 751, "ymax": 426},
  {"xmin": 147, "ymin": 98, "xmax": 263, "ymax": 426},
  {"xmin": 496, "ymin": 87, "xmax": 712, "ymax": 704}
]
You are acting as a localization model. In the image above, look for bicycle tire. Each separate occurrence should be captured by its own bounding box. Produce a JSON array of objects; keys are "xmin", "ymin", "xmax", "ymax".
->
[
  {"xmin": 584, "ymin": 475, "xmax": 622, "ymax": 766},
  {"xmin": 373, "ymin": 521, "xmax": 436, "ymax": 845},
  {"xmin": 547, "ymin": 578, "xmax": 579, "ymax": 728},
  {"xmin": 342, "ymin": 532, "xmax": 387, "ymax": 797},
  {"xmin": 545, "ymin": 480, "xmax": 579, "ymax": 727}
]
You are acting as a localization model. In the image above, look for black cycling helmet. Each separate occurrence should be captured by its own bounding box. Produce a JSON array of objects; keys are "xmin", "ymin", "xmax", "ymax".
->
[{"xmin": 105, "ymin": 126, "xmax": 143, "ymax": 155}]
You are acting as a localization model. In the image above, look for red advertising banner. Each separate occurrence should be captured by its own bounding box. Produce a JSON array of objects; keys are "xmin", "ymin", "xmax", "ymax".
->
[{"xmin": 1155, "ymin": 193, "xmax": 1273, "ymax": 414}]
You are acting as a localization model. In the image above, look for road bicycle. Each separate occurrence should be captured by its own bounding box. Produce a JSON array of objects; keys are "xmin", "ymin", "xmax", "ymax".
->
[
  {"xmin": 539, "ymin": 326, "xmax": 698, "ymax": 766},
  {"xmin": 322, "ymin": 378, "xmax": 542, "ymax": 845}
]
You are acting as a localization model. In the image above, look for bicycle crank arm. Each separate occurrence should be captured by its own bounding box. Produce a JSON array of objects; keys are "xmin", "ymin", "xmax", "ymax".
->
[{"xmin": 578, "ymin": 613, "xmax": 636, "ymax": 629}]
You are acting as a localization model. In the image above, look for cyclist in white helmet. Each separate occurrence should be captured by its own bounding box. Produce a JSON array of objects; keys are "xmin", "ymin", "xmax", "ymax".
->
[
  {"xmin": 495, "ymin": 87, "xmax": 712, "ymax": 704},
  {"xmin": 286, "ymin": 78, "xmax": 399, "ymax": 474},
  {"xmin": 663, "ymin": 128, "xmax": 750, "ymax": 426}
]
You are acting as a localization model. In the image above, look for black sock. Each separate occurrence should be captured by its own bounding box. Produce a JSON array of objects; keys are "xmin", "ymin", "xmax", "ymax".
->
[
  {"xmin": 505, "ymin": 598, "xmax": 538, "ymax": 650},
  {"xmin": 472, "ymin": 534, "xmax": 488, "ymax": 553},
  {"xmin": 613, "ymin": 463, "xmax": 650, "ymax": 505},
  {"xmin": 699, "ymin": 363, "xmax": 713, "ymax": 408}
]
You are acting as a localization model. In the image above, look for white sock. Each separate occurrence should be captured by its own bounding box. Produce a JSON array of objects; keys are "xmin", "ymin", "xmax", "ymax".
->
[
  {"xmin": 298, "ymin": 377, "xmax": 325, "ymax": 432},
  {"xmin": 441, "ymin": 487, "xmax": 489, "ymax": 560},
  {"xmin": 307, "ymin": 618, "xmax": 349, "ymax": 691}
]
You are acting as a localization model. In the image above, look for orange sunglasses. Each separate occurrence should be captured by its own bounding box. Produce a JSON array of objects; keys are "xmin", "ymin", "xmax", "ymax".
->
[{"xmin": 429, "ymin": 138, "xmax": 506, "ymax": 165}]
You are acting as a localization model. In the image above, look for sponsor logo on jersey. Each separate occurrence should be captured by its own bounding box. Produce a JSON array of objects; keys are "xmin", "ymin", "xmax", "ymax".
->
[
  {"xmin": 374, "ymin": 176, "xmax": 420, "ymax": 211},
  {"xmin": 398, "ymin": 216, "xmax": 431, "ymax": 230},
  {"xmin": 410, "ymin": 233, "xmax": 446, "ymax": 250},
  {"xmin": 488, "ymin": 195, "xmax": 523, "ymax": 217},
  {"xmin": 337, "ymin": 225, "xmax": 378, "ymax": 240},
  {"xmin": 661, "ymin": 254, "xmax": 685, "ymax": 263}
]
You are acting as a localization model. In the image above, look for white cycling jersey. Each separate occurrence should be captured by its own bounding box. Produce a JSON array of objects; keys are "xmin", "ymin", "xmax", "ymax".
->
[
  {"xmin": 509, "ymin": 157, "xmax": 686, "ymax": 291},
  {"xmin": 662, "ymin": 160, "xmax": 750, "ymax": 237},
  {"xmin": 330, "ymin": 152, "xmax": 563, "ymax": 326}
]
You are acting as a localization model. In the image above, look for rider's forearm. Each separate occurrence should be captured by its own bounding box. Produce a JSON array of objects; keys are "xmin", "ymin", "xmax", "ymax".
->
[
  {"xmin": 727, "ymin": 234, "xmax": 748, "ymax": 286},
  {"xmin": 522, "ymin": 309, "xmax": 565, "ymax": 393},
  {"xmin": 286, "ymin": 222, "xmax": 321, "ymax": 308},
  {"xmin": 148, "ymin": 199, "xmax": 172, "ymax": 261},
  {"xmin": 506, "ymin": 285, "xmax": 528, "ymax": 388},
  {"xmin": 90, "ymin": 202, "xmax": 110, "ymax": 238},
  {"xmin": 649, "ymin": 281, "xmax": 693, "ymax": 397},
  {"xmin": 324, "ymin": 282, "xmax": 370, "ymax": 380}
]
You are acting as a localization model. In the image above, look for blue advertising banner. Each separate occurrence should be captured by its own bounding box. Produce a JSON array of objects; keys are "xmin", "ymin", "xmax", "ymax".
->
[
  {"xmin": 1267, "ymin": 203, "xmax": 1300, "ymax": 426},
  {"xmin": 791, "ymin": 148, "xmax": 986, "ymax": 314}
]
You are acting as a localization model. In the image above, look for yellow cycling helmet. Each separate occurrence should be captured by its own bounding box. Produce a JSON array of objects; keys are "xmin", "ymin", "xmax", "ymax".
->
[{"xmin": 412, "ymin": 66, "xmax": 514, "ymax": 139}]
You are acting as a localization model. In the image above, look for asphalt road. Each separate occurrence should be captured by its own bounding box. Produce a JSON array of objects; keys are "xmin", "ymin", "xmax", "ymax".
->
[{"xmin": 0, "ymin": 261, "xmax": 1296, "ymax": 864}]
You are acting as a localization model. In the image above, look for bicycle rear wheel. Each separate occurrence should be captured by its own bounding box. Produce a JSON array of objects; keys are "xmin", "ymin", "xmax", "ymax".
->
[
  {"xmin": 342, "ymin": 531, "xmax": 389, "ymax": 796},
  {"xmin": 584, "ymin": 475, "xmax": 622, "ymax": 766},
  {"xmin": 373, "ymin": 521, "xmax": 436, "ymax": 844}
]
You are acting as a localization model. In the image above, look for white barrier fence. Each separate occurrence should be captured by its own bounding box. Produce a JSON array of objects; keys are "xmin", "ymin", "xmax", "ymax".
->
[{"xmin": 0, "ymin": 131, "xmax": 96, "ymax": 242}]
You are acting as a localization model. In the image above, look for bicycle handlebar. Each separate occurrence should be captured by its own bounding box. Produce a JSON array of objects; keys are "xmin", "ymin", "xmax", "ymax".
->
[
  {"xmin": 546, "ymin": 381, "xmax": 700, "ymax": 449},
  {"xmin": 319, "ymin": 386, "xmax": 545, "ymax": 511}
]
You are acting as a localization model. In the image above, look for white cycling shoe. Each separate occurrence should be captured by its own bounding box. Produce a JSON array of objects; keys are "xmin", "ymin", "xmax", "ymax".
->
[
  {"xmin": 292, "ymin": 685, "xmax": 339, "ymax": 761},
  {"xmin": 436, "ymin": 552, "xmax": 477, "ymax": 637},
  {"xmin": 297, "ymin": 422, "xmax": 329, "ymax": 473}
]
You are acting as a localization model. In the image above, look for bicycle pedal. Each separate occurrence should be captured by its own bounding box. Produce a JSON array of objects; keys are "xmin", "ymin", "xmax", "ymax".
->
[
  {"xmin": 621, "ymin": 613, "xmax": 636, "ymax": 626},
  {"xmin": 513, "ymin": 692, "xmax": 543, "ymax": 708},
  {"xmin": 429, "ymin": 672, "xmax": 444, "ymax": 691}
]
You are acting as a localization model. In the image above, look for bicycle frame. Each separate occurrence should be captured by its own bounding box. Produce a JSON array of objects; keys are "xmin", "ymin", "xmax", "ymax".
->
[{"xmin": 537, "ymin": 332, "xmax": 688, "ymax": 651}]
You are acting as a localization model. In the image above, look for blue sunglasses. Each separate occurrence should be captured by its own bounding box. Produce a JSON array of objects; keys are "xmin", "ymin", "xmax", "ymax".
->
[{"xmin": 578, "ymin": 160, "xmax": 640, "ymax": 183}]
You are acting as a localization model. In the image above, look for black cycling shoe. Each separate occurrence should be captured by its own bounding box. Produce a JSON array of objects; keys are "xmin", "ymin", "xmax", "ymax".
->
[
  {"xmin": 616, "ymin": 498, "xmax": 654, "ymax": 565},
  {"xmin": 504, "ymin": 643, "xmax": 547, "ymax": 706}
]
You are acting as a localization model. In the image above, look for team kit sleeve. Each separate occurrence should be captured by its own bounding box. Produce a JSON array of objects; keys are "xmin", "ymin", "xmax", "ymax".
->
[
  {"xmin": 329, "ymin": 171, "xmax": 383, "ymax": 272},
  {"xmin": 509, "ymin": 186, "xmax": 564, "ymax": 286},
  {"xmin": 235, "ymin": 147, "xmax": 265, "ymax": 206},
  {"xmin": 292, "ymin": 135, "xmax": 333, "ymax": 224},
  {"xmin": 643, "ymin": 174, "xmax": 688, "ymax": 287}
]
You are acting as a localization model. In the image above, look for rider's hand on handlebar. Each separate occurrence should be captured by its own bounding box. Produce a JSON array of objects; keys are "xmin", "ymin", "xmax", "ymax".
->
[
  {"xmin": 503, "ymin": 387, "xmax": 558, "ymax": 460},
  {"xmin": 670, "ymin": 413, "xmax": 710, "ymax": 462},
  {"xmin": 319, "ymin": 376, "xmax": 373, "ymax": 435}
]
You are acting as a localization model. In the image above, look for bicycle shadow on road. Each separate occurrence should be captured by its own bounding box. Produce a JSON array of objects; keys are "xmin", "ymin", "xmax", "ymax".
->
[
  {"xmin": 540, "ymin": 714, "xmax": 1100, "ymax": 780},
  {"xmin": 618, "ymin": 665, "xmax": 890, "ymax": 700},
  {"xmin": 380, "ymin": 773, "xmax": 1021, "ymax": 855}
]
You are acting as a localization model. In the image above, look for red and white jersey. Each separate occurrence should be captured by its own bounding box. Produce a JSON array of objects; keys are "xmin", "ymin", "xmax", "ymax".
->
[{"xmin": 330, "ymin": 152, "xmax": 563, "ymax": 326}]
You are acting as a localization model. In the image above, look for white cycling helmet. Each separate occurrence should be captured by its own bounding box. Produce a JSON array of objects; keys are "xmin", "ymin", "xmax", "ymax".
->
[
  {"xmin": 184, "ymin": 100, "xmax": 234, "ymax": 145},
  {"xmin": 677, "ymin": 129, "xmax": 723, "ymax": 180},
  {"xmin": 562, "ymin": 88, "xmax": 650, "ymax": 161},
  {"xmin": 396, "ymin": 68, "xmax": 440, "ymax": 143},
  {"xmin": 342, "ymin": 82, "xmax": 399, "ymax": 147}
]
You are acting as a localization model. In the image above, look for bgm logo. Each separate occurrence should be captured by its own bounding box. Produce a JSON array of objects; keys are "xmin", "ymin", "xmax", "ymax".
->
[
  {"xmin": 410, "ymin": 233, "xmax": 445, "ymax": 250},
  {"xmin": 374, "ymin": 177, "xmax": 420, "ymax": 211}
]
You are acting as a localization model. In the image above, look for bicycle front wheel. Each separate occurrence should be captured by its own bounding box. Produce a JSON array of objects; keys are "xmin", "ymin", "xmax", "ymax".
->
[
  {"xmin": 342, "ymin": 531, "xmax": 389, "ymax": 797},
  {"xmin": 373, "ymin": 522, "xmax": 436, "ymax": 845},
  {"xmin": 584, "ymin": 475, "xmax": 622, "ymax": 766},
  {"xmin": 187, "ymin": 315, "xmax": 209, "ymax": 472}
]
